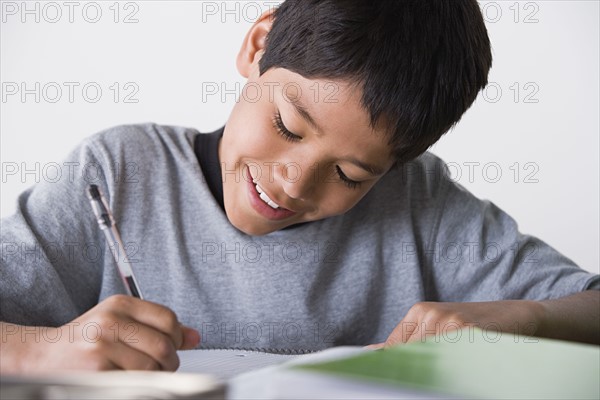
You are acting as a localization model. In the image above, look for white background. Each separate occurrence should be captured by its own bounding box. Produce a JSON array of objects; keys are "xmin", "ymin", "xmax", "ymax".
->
[{"xmin": 1, "ymin": 1, "xmax": 598, "ymax": 273}]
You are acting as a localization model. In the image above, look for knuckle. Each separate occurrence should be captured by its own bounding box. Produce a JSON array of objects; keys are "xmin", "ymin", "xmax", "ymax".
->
[
  {"xmin": 107, "ymin": 294, "xmax": 131, "ymax": 309},
  {"xmin": 447, "ymin": 312, "xmax": 467, "ymax": 326},
  {"xmin": 92, "ymin": 312, "xmax": 115, "ymax": 331},
  {"xmin": 139, "ymin": 358, "xmax": 161, "ymax": 371},
  {"xmin": 83, "ymin": 339, "xmax": 108, "ymax": 354},
  {"xmin": 424, "ymin": 307, "xmax": 444, "ymax": 322},
  {"xmin": 156, "ymin": 308, "xmax": 180, "ymax": 340},
  {"xmin": 85, "ymin": 348, "xmax": 113, "ymax": 371},
  {"xmin": 409, "ymin": 302, "xmax": 430, "ymax": 316},
  {"xmin": 159, "ymin": 308, "xmax": 179, "ymax": 330},
  {"xmin": 416, "ymin": 303, "xmax": 442, "ymax": 319},
  {"xmin": 153, "ymin": 335, "xmax": 175, "ymax": 360}
]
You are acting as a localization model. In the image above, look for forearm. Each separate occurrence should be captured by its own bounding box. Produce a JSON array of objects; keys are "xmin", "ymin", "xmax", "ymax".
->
[
  {"xmin": 0, "ymin": 322, "xmax": 34, "ymax": 374},
  {"xmin": 382, "ymin": 291, "xmax": 599, "ymax": 347},
  {"xmin": 537, "ymin": 290, "xmax": 600, "ymax": 345}
]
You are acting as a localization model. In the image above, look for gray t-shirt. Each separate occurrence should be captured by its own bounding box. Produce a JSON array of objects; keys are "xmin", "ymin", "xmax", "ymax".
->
[{"xmin": 1, "ymin": 124, "xmax": 598, "ymax": 352}]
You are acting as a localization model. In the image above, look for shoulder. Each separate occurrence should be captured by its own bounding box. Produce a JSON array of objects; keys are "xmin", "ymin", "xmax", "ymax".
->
[
  {"xmin": 85, "ymin": 122, "xmax": 200, "ymax": 150},
  {"xmin": 82, "ymin": 123, "xmax": 201, "ymax": 163}
]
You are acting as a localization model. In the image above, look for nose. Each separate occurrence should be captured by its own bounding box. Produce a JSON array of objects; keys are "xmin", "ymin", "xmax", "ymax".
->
[{"xmin": 278, "ymin": 161, "xmax": 319, "ymax": 201}]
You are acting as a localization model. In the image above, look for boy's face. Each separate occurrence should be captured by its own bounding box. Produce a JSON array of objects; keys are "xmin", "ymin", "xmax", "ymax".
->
[
  {"xmin": 218, "ymin": 12, "xmax": 395, "ymax": 236},
  {"xmin": 219, "ymin": 66, "xmax": 395, "ymax": 236}
]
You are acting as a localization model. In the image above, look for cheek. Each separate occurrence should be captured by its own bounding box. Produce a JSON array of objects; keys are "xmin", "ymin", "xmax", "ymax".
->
[{"xmin": 226, "ymin": 98, "xmax": 282, "ymax": 160}]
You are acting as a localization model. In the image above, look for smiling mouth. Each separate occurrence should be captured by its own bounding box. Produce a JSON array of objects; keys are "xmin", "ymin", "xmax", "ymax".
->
[
  {"xmin": 253, "ymin": 181, "xmax": 281, "ymax": 209},
  {"xmin": 249, "ymin": 167, "xmax": 294, "ymax": 212},
  {"xmin": 246, "ymin": 166, "xmax": 298, "ymax": 221}
]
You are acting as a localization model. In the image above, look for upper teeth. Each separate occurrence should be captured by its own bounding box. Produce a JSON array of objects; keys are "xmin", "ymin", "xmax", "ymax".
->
[{"xmin": 254, "ymin": 182, "xmax": 280, "ymax": 209}]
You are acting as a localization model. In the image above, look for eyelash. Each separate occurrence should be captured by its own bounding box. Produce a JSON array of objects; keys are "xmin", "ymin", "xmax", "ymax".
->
[
  {"xmin": 335, "ymin": 166, "xmax": 360, "ymax": 189},
  {"xmin": 273, "ymin": 112, "xmax": 301, "ymax": 142},
  {"xmin": 272, "ymin": 112, "xmax": 362, "ymax": 190}
]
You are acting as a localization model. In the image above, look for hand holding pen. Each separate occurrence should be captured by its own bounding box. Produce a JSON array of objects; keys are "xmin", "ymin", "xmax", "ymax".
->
[
  {"xmin": 71, "ymin": 185, "xmax": 200, "ymax": 370},
  {"xmin": 2, "ymin": 182, "xmax": 200, "ymax": 374},
  {"xmin": 5, "ymin": 185, "xmax": 203, "ymax": 372}
]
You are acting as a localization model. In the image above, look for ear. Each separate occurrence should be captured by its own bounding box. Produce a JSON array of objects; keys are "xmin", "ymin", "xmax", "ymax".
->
[{"xmin": 236, "ymin": 9, "xmax": 274, "ymax": 78}]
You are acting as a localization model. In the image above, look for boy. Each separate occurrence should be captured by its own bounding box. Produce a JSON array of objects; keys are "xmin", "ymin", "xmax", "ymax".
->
[{"xmin": 1, "ymin": 0, "xmax": 598, "ymax": 373}]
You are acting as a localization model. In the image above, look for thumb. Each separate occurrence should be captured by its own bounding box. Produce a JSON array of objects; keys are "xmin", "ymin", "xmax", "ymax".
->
[
  {"xmin": 383, "ymin": 319, "xmax": 418, "ymax": 347},
  {"xmin": 179, "ymin": 325, "xmax": 201, "ymax": 350}
]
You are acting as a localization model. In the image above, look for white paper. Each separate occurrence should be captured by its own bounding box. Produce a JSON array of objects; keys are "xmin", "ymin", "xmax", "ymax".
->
[{"xmin": 177, "ymin": 349, "xmax": 301, "ymax": 381}]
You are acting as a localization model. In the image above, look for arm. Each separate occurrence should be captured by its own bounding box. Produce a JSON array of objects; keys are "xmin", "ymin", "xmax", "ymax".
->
[
  {"xmin": 538, "ymin": 289, "xmax": 599, "ymax": 344},
  {"xmin": 1, "ymin": 296, "xmax": 200, "ymax": 374},
  {"xmin": 0, "ymin": 127, "xmax": 199, "ymax": 373},
  {"xmin": 379, "ymin": 158, "xmax": 599, "ymax": 347},
  {"xmin": 380, "ymin": 290, "xmax": 599, "ymax": 347}
]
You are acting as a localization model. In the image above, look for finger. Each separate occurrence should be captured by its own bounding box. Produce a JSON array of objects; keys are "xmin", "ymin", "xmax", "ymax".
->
[
  {"xmin": 180, "ymin": 325, "xmax": 201, "ymax": 350},
  {"xmin": 384, "ymin": 319, "xmax": 419, "ymax": 347},
  {"xmin": 363, "ymin": 343, "xmax": 385, "ymax": 350},
  {"xmin": 114, "ymin": 320, "xmax": 180, "ymax": 371},
  {"xmin": 105, "ymin": 296, "xmax": 185, "ymax": 350},
  {"xmin": 106, "ymin": 340, "xmax": 162, "ymax": 371},
  {"xmin": 56, "ymin": 346, "xmax": 119, "ymax": 372}
]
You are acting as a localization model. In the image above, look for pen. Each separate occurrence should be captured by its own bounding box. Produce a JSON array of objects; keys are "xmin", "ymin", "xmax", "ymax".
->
[{"xmin": 86, "ymin": 184, "xmax": 144, "ymax": 299}]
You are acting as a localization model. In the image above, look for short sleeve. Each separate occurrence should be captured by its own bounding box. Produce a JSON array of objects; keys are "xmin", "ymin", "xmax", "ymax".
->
[
  {"xmin": 0, "ymin": 137, "xmax": 112, "ymax": 326},
  {"xmin": 427, "ymin": 177, "xmax": 599, "ymax": 302}
]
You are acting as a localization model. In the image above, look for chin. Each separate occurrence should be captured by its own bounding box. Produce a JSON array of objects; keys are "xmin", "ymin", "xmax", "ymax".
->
[
  {"xmin": 238, "ymin": 224, "xmax": 281, "ymax": 237},
  {"xmin": 225, "ymin": 211, "xmax": 280, "ymax": 236}
]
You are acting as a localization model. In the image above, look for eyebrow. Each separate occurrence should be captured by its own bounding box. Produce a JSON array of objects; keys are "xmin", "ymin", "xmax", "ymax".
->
[
  {"xmin": 348, "ymin": 158, "xmax": 386, "ymax": 176},
  {"xmin": 289, "ymin": 99, "xmax": 386, "ymax": 177},
  {"xmin": 290, "ymin": 99, "xmax": 324, "ymax": 135}
]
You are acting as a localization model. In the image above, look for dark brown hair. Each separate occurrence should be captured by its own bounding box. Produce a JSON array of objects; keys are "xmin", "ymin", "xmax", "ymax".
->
[{"xmin": 259, "ymin": 0, "xmax": 492, "ymax": 163}]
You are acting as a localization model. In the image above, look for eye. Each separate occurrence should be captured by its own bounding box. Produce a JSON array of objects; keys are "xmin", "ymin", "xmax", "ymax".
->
[
  {"xmin": 336, "ymin": 166, "xmax": 361, "ymax": 189},
  {"xmin": 273, "ymin": 111, "xmax": 361, "ymax": 190},
  {"xmin": 273, "ymin": 111, "xmax": 302, "ymax": 142}
]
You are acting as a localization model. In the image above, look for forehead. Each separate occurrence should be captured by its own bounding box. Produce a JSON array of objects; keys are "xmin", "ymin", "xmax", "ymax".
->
[
  {"xmin": 259, "ymin": 68, "xmax": 394, "ymax": 167},
  {"xmin": 265, "ymin": 68, "xmax": 368, "ymax": 127}
]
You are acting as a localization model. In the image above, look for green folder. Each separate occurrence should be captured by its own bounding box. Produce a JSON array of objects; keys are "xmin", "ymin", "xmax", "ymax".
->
[{"xmin": 295, "ymin": 328, "xmax": 600, "ymax": 399}]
